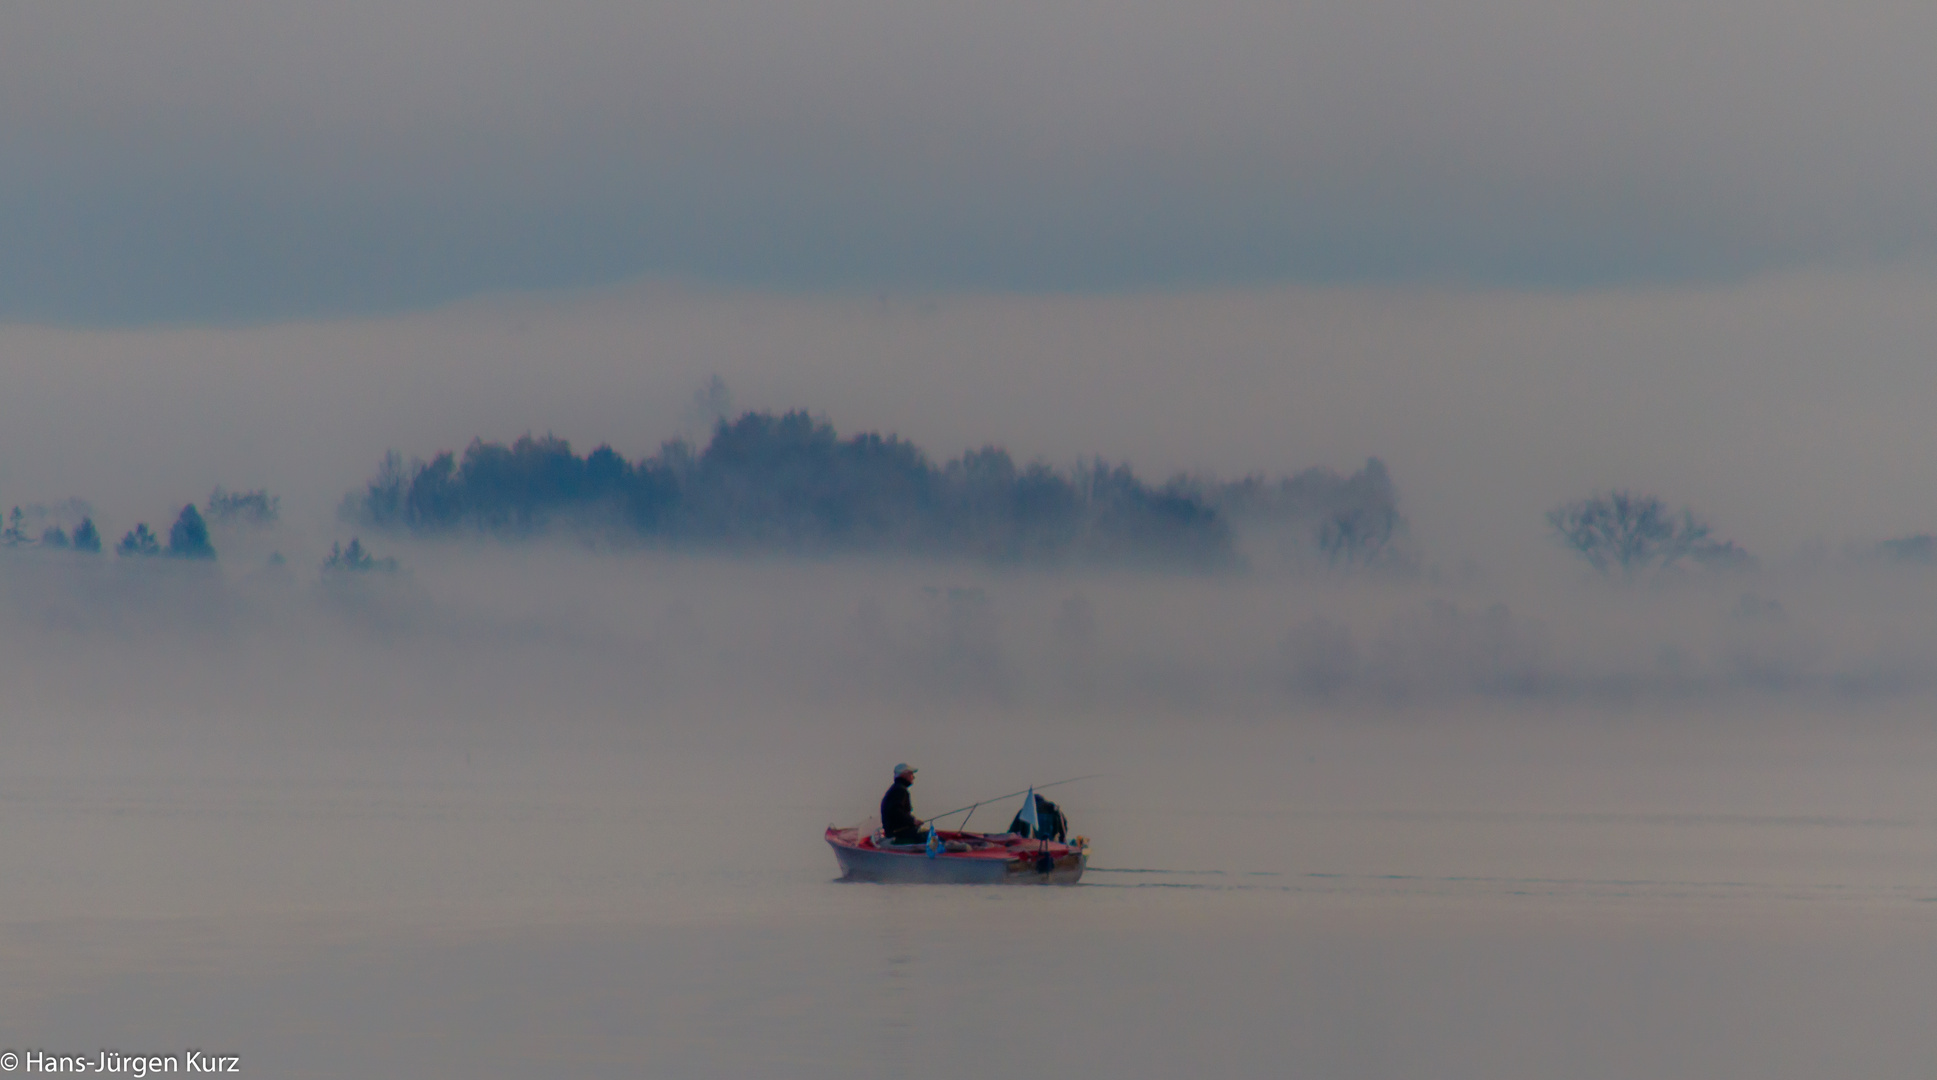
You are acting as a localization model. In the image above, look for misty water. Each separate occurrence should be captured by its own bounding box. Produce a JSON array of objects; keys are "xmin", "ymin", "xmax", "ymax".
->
[
  {"xmin": 16, "ymin": 0, "xmax": 1937, "ymax": 1072},
  {"xmin": 6, "ymin": 542, "xmax": 1937, "ymax": 1079}
]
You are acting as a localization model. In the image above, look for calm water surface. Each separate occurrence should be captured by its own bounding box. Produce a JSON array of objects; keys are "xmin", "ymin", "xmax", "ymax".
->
[{"xmin": 6, "ymin": 705, "xmax": 1937, "ymax": 1079}]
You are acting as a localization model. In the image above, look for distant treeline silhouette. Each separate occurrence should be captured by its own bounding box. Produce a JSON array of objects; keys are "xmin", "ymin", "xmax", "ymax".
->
[
  {"xmin": 1187, "ymin": 458, "xmax": 1412, "ymax": 572},
  {"xmin": 2, "ymin": 487, "xmax": 293, "ymax": 562},
  {"xmin": 344, "ymin": 411, "xmax": 1406, "ymax": 567}
]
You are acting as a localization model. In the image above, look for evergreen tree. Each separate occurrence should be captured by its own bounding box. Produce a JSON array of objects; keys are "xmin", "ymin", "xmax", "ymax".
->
[
  {"xmin": 322, "ymin": 538, "xmax": 398, "ymax": 572},
  {"xmin": 117, "ymin": 524, "xmax": 160, "ymax": 557},
  {"xmin": 167, "ymin": 504, "xmax": 216, "ymax": 559}
]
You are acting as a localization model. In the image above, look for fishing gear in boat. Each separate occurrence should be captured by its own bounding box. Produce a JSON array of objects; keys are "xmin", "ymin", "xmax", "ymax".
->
[
  {"xmin": 826, "ymin": 774, "xmax": 1099, "ymax": 884},
  {"xmin": 923, "ymin": 773, "xmax": 1105, "ymax": 831},
  {"xmin": 1008, "ymin": 790, "xmax": 1068, "ymax": 842},
  {"xmin": 1013, "ymin": 785, "xmax": 1062, "ymax": 873}
]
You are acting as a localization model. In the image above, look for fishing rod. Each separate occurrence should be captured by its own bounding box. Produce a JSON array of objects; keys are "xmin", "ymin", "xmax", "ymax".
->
[{"xmin": 925, "ymin": 773, "xmax": 1108, "ymax": 827}]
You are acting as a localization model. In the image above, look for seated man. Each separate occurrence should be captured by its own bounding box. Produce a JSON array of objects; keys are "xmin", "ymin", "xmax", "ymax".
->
[{"xmin": 880, "ymin": 763, "xmax": 927, "ymax": 845}]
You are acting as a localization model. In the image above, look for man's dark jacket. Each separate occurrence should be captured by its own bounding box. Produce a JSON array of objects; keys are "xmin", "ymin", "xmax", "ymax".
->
[{"xmin": 881, "ymin": 778, "xmax": 918, "ymax": 836}]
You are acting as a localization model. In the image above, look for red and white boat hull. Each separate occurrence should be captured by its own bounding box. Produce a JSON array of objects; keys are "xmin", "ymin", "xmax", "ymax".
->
[{"xmin": 825, "ymin": 826, "xmax": 1088, "ymax": 885}]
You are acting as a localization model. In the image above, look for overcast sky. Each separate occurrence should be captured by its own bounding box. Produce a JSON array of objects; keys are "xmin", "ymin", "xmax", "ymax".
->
[{"xmin": 7, "ymin": 0, "xmax": 1937, "ymax": 322}]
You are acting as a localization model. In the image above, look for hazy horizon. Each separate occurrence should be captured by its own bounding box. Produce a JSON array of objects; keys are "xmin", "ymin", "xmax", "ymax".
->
[
  {"xmin": 11, "ymin": 2, "xmax": 1937, "ymax": 1075},
  {"xmin": 7, "ymin": 270, "xmax": 1937, "ymax": 572}
]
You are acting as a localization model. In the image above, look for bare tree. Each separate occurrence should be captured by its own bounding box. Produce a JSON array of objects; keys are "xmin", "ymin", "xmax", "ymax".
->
[
  {"xmin": 1546, "ymin": 491, "xmax": 1749, "ymax": 577},
  {"xmin": 207, "ymin": 487, "xmax": 280, "ymax": 525}
]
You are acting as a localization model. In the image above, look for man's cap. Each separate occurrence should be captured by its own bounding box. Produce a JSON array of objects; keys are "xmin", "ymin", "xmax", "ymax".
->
[{"xmin": 894, "ymin": 763, "xmax": 917, "ymax": 777}]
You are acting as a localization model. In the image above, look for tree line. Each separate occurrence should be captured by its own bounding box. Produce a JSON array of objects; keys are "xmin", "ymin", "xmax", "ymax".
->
[
  {"xmin": 2, "ymin": 503, "xmax": 217, "ymax": 560},
  {"xmin": 344, "ymin": 411, "xmax": 1410, "ymax": 568},
  {"xmin": 1, "ymin": 488, "xmax": 285, "ymax": 563},
  {"xmin": 3, "ymin": 445, "xmax": 1928, "ymax": 581},
  {"xmin": 1540, "ymin": 489, "xmax": 1937, "ymax": 578}
]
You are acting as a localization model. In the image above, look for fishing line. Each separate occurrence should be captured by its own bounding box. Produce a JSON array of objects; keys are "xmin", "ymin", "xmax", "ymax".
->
[{"xmin": 924, "ymin": 773, "xmax": 1108, "ymax": 825}]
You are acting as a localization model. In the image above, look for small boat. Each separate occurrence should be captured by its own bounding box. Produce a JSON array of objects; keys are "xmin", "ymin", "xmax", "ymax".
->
[{"xmin": 825, "ymin": 825, "xmax": 1089, "ymax": 884}]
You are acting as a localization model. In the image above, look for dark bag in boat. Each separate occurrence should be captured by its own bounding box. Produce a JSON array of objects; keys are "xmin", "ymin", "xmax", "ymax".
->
[{"xmin": 1008, "ymin": 795, "xmax": 1068, "ymax": 841}]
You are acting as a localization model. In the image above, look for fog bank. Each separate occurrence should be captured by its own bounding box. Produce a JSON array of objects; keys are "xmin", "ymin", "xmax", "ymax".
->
[
  {"xmin": 5, "ymin": 272, "xmax": 1937, "ymax": 573},
  {"xmin": 5, "ymin": 275, "xmax": 1937, "ymax": 1076}
]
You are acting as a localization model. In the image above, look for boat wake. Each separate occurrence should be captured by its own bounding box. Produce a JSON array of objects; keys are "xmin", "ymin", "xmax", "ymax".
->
[{"xmin": 1082, "ymin": 867, "xmax": 1937, "ymax": 907}]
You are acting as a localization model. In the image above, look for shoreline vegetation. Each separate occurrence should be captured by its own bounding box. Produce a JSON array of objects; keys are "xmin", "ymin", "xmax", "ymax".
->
[
  {"xmin": 343, "ymin": 410, "xmax": 1409, "ymax": 570},
  {"xmin": 7, "ymin": 406, "xmax": 1935, "ymax": 581}
]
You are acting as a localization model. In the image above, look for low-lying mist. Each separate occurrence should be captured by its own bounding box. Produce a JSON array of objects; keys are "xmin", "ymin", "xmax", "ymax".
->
[
  {"xmin": 10, "ymin": 293, "xmax": 1937, "ymax": 1078},
  {"xmin": 8, "ymin": 305, "xmax": 1937, "ymax": 740},
  {"xmin": 10, "ymin": 512, "xmax": 1937, "ymax": 746}
]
